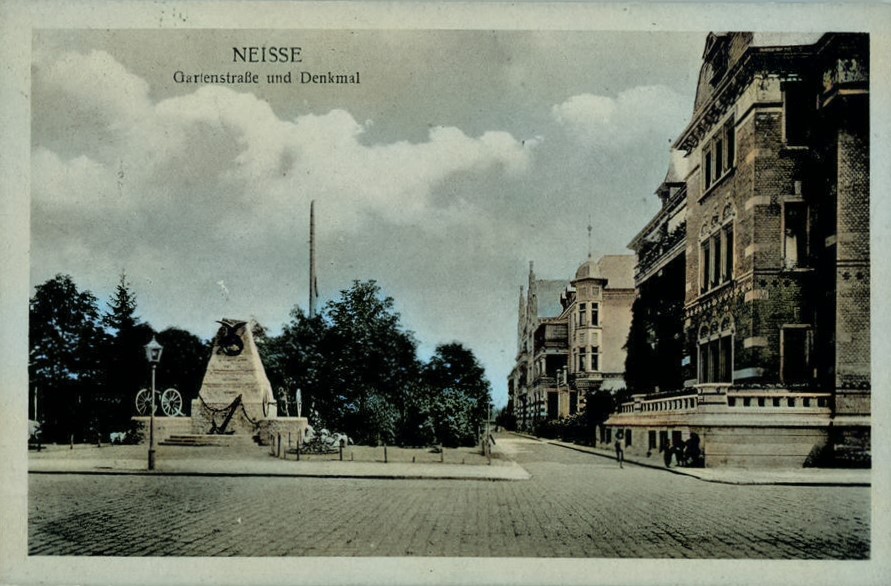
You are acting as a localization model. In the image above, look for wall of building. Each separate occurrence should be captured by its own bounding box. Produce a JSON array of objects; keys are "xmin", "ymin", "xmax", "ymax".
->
[{"xmin": 601, "ymin": 289, "xmax": 633, "ymax": 376}]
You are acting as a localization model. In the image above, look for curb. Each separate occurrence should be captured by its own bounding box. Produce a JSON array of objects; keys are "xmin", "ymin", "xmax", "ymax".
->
[
  {"xmin": 27, "ymin": 468, "xmax": 526, "ymax": 481},
  {"xmin": 509, "ymin": 432, "xmax": 870, "ymax": 487}
]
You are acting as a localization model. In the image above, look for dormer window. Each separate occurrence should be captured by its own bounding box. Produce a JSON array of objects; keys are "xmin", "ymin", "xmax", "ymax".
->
[{"xmin": 709, "ymin": 43, "xmax": 729, "ymax": 87}]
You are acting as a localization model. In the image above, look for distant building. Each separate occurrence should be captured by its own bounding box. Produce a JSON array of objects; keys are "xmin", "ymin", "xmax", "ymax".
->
[
  {"xmin": 607, "ymin": 32, "xmax": 870, "ymax": 467},
  {"xmin": 509, "ymin": 256, "xmax": 634, "ymax": 430}
]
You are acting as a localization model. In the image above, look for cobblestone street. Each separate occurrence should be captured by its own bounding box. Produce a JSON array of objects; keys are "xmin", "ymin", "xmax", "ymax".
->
[{"xmin": 28, "ymin": 436, "xmax": 869, "ymax": 558}]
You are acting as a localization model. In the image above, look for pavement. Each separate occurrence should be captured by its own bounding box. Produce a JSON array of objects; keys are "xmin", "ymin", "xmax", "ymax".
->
[
  {"xmin": 27, "ymin": 442, "xmax": 532, "ymax": 481},
  {"xmin": 520, "ymin": 434, "xmax": 871, "ymax": 486},
  {"xmin": 28, "ymin": 435, "xmax": 870, "ymax": 558},
  {"xmin": 28, "ymin": 432, "xmax": 870, "ymax": 486}
]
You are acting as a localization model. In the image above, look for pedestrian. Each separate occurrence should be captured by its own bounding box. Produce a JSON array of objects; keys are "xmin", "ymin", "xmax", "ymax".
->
[
  {"xmin": 614, "ymin": 430, "xmax": 624, "ymax": 468},
  {"xmin": 671, "ymin": 437, "xmax": 685, "ymax": 467},
  {"xmin": 662, "ymin": 441, "xmax": 672, "ymax": 468},
  {"xmin": 685, "ymin": 432, "xmax": 702, "ymax": 467}
]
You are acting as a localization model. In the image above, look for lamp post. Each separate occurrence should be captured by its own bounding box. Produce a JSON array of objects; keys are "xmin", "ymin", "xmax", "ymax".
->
[{"xmin": 144, "ymin": 336, "xmax": 163, "ymax": 470}]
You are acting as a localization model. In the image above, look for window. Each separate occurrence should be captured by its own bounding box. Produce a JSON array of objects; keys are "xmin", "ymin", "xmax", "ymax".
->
[
  {"xmin": 578, "ymin": 303, "xmax": 587, "ymax": 326},
  {"xmin": 715, "ymin": 139, "xmax": 724, "ymax": 177},
  {"xmin": 724, "ymin": 225, "xmax": 734, "ymax": 280},
  {"xmin": 700, "ymin": 240, "xmax": 710, "ymax": 291},
  {"xmin": 782, "ymin": 327, "xmax": 812, "ymax": 384},
  {"xmin": 577, "ymin": 347, "xmax": 587, "ymax": 372},
  {"xmin": 784, "ymin": 81, "xmax": 813, "ymax": 146},
  {"xmin": 700, "ymin": 223, "xmax": 734, "ymax": 293},
  {"xmin": 702, "ymin": 118, "xmax": 736, "ymax": 191},
  {"xmin": 648, "ymin": 430, "xmax": 657, "ymax": 450},
  {"xmin": 671, "ymin": 430, "xmax": 683, "ymax": 446},
  {"xmin": 625, "ymin": 429, "xmax": 632, "ymax": 447},
  {"xmin": 591, "ymin": 303, "xmax": 599, "ymax": 326},
  {"xmin": 698, "ymin": 319, "xmax": 733, "ymax": 383},
  {"xmin": 725, "ymin": 121, "xmax": 735, "ymax": 166},
  {"xmin": 659, "ymin": 430, "xmax": 668, "ymax": 451},
  {"xmin": 590, "ymin": 346, "xmax": 599, "ymax": 372},
  {"xmin": 704, "ymin": 151, "xmax": 712, "ymax": 188},
  {"xmin": 783, "ymin": 202, "xmax": 808, "ymax": 269}
]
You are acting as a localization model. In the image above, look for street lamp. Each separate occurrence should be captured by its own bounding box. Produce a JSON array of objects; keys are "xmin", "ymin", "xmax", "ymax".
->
[{"xmin": 144, "ymin": 336, "xmax": 163, "ymax": 470}]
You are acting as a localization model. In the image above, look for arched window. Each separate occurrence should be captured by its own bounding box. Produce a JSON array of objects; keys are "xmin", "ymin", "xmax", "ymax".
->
[{"xmin": 699, "ymin": 204, "xmax": 736, "ymax": 293}]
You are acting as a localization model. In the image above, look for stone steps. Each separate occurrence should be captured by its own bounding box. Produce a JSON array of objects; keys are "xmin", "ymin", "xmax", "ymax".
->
[{"xmin": 159, "ymin": 434, "xmax": 257, "ymax": 447}]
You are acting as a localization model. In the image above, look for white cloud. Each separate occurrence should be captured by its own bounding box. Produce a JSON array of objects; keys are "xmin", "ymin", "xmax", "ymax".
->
[
  {"xmin": 40, "ymin": 49, "xmax": 152, "ymax": 127},
  {"xmin": 34, "ymin": 50, "xmax": 535, "ymax": 236},
  {"xmin": 32, "ymin": 147, "xmax": 121, "ymax": 209},
  {"xmin": 551, "ymin": 85, "xmax": 689, "ymax": 148}
]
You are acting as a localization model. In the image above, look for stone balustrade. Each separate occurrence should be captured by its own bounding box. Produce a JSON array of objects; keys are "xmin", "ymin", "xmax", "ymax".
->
[{"xmin": 618, "ymin": 384, "xmax": 832, "ymax": 414}]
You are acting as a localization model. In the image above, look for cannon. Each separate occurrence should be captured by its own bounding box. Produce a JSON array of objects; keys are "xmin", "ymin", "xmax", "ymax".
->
[{"xmin": 135, "ymin": 387, "xmax": 184, "ymax": 417}]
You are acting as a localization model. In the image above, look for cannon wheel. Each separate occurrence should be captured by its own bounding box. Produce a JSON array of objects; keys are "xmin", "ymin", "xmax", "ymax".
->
[
  {"xmin": 161, "ymin": 388, "xmax": 183, "ymax": 417},
  {"xmin": 135, "ymin": 388, "xmax": 153, "ymax": 416}
]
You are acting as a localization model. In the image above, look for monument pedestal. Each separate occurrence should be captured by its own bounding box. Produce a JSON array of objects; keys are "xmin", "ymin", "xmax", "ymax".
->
[{"xmin": 131, "ymin": 416, "xmax": 193, "ymax": 444}]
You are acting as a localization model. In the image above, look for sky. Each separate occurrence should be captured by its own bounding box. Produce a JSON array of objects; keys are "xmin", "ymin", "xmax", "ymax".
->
[{"xmin": 30, "ymin": 29, "xmax": 706, "ymax": 407}]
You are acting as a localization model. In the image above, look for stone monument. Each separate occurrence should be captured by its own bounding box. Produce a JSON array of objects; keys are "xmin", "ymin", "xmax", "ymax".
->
[{"xmin": 189, "ymin": 318, "xmax": 307, "ymax": 444}]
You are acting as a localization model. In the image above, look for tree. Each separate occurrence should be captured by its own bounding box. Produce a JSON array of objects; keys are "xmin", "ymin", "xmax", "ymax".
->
[
  {"xmin": 259, "ymin": 281, "xmax": 492, "ymax": 447},
  {"xmin": 625, "ymin": 291, "xmax": 685, "ymax": 394},
  {"xmin": 323, "ymin": 281, "xmax": 421, "ymax": 443},
  {"xmin": 624, "ymin": 296, "xmax": 657, "ymax": 393},
  {"xmin": 156, "ymin": 327, "xmax": 210, "ymax": 414},
  {"xmin": 103, "ymin": 271, "xmax": 139, "ymax": 333},
  {"xmin": 422, "ymin": 343, "xmax": 493, "ymax": 447},
  {"xmin": 30, "ymin": 274, "xmax": 109, "ymax": 442},
  {"xmin": 257, "ymin": 307, "xmax": 330, "ymax": 421},
  {"xmin": 100, "ymin": 272, "xmax": 155, "ymax": 432}
]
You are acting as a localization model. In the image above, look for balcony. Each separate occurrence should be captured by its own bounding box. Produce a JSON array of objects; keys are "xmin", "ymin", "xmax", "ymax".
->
[
  {"xmin": 635, "ymin": 222, "xmax": 686, "ymax": 281},
  {"xmin": 531, "ymin": 375, "xmax": 557, "ymax": 388}
]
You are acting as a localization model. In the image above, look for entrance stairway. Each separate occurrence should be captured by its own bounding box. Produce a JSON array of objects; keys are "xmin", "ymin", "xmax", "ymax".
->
[{"xmin": 159, "ymin": 434, "xmax": 257, "ymax": 447}]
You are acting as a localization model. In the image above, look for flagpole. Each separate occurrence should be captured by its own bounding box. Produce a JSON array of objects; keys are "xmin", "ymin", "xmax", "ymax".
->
[{"xmin": 309, "ymin": 200, "xmax": 317, "ymax": 317}]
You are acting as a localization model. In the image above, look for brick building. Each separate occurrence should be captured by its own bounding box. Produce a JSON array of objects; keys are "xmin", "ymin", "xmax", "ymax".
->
[
  {"xmin": 606, "ymin": 32, "xmax": 870, "ymax": 467},
  {"xmin": 509, "ymin": 256, "xmax": 634, "ymax": 430}
]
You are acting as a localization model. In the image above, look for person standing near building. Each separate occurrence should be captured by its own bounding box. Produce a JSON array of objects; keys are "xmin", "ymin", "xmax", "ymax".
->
[{"xmin": 614, "ymin": 430, "xmax": 624, "ymax": 468}]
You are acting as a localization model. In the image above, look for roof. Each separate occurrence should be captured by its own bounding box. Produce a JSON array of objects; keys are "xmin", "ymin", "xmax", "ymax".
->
[
  {"xmin": 749, "ymin": 33, "xmax": 824, "ymax": 48},
  {"xmin": 575, "ymin": 258, "xmax": 601, "ymax": 280},
  {"xmin": 678, "ymin": 32, "xmax": 837, "ymax": 152},
  {"xmin": 534, "ymin": 279, "xmax": 567, "ymax": 318},
  {"xmin": 663, "ymin": 149, "xmax": 691, "ymax": 185},
  {"xmin": 596, "ymin": 255, "xmax": 635, "ymax": 290}
]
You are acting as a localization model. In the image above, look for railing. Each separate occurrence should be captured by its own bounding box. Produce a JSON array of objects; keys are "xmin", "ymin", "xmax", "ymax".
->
[
  {"xmin": 725, "ymin": 391, "xmax": 831, "ymax": 409},
  {"xmin": 531, "ymin": 375, "xmax": 557, "ymax": 387},
  {"xmin": 636, "ymin": 222, "xmax": 686, "ymax": 273},
  {"xmin": 618, "ymin": 384, "xmax": 832, "ymax": 414},
  {"xmin": 620, "ymin": 394, "xmax": 698, "ymax": 413}
]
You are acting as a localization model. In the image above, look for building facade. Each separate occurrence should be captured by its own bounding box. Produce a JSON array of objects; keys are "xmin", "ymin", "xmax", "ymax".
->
[
  {"xmin": 606, "ymin": 33, "xmax": 870, "ymax": 467},
  {"xmin": 509, "ymin": 256, "xmax": 634, "ymax": 430}
]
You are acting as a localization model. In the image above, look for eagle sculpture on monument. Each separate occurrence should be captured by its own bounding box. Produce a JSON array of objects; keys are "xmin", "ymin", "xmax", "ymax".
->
[{"xmin": 215, "ymin": 319, "xmax": 247, "ymax": 356}]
